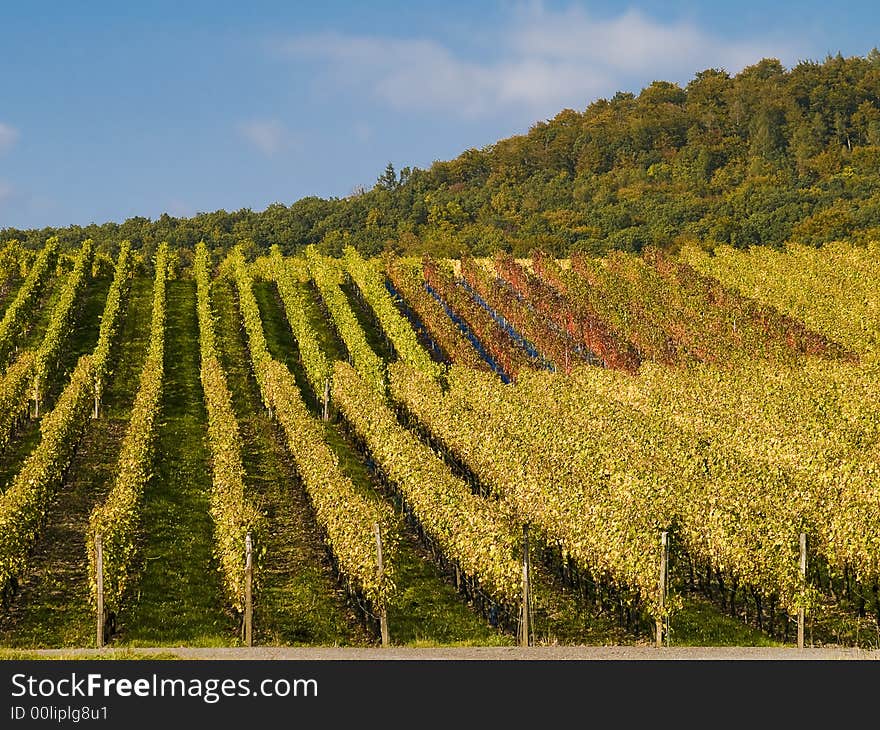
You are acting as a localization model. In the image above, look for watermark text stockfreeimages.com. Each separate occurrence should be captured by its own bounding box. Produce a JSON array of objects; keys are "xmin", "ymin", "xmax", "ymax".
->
[{"xmin": 10, "ymin": 672, "xmax": 317, "ymax": 705}]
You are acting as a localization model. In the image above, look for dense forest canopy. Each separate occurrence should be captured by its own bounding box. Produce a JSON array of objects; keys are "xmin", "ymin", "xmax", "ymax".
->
[{"xmin": 3, "ymin": 51, "xmax": 880, "ymax": 262}]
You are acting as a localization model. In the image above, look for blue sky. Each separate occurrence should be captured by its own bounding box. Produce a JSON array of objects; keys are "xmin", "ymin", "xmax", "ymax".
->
[{"xmin": 0, "ymin": 0, "xmax": 877, "ymax": 230}]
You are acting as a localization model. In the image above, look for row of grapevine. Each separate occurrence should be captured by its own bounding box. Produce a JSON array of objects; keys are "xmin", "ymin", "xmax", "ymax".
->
[
  {"xmin": 87, "ymin": 243, "xmax": 169, "ymax": 615},
  {"xmin": 332, "ymin": 360, "xmax": 521, "ymax": 608},
  {"xmin": 229, "ymin": 249, "xmax": 398, "ymax": 614},
  {"xmin": 531, "ymin": 251, "xmax": 675, "ymax": 364},
  {"xmin": 422, "ymin": 255, "xmax": 535, "ymax": 381},
  {"xmin": 0, "ymin": 240, "xmax": 134, "ymax": 597},
  {"xmin": 31, "ymin": 239, "xmax": 95, "ymax": 416},
  {"xmin": 459, "ymin": 256, "xmax": 589, "ymax": 374},
  {"xmin": 0, "ymin": 353, "xmax": 97, "ymax": 599},
  {"xmin": 194, "ymin": 242, "xmax": 261, "ymax": 614},
  {"xmin": 264, "ymin": 360, "xmax": 397, "ymax": 610},
  {"xmin": 342, "ymin": 246, "xmax": 441, "ymax": 377},
  {"xmin": 578, "ymin": 349, "xmax": 880, "ymax": 603},
  {"xmin": 0, "ymin": 352, "xmax": 36, "ymax": 455},
  {"xmin": 384, "ymin": 257, "xmax": 488, "ymax": 371},
  {"xmin": 565, "ymin": 252, "xmax": 681, "ymax": 364},
  {"xmin": 0, "ymin": 237, "xmax": 59, "ymax": 368},
  {"xmin": 226, "ymin": 248, "xmax": 272, "ymax": 399},
  {"xmin": 0, "ymin": 241, "xmax": 132, "ymax": 458},
  {"xmin": 573, "ymin": 248, "xmax": 845, "ymax": 367},
  {"xmin": 305, "ymin": 246, "xmax": 385, "ymax": 391},
  {"xmin": 645, "ymin": 248, "xmax": 855, "ymax": 362},
  {"xmin": 389, "ymin": 362, "xmax": 669, "ymax": 619},
  {"xmin": 263, "ymin": 246, "xmax": 331, "ymax": 401},
  {"xmin": 682, "ymin": 242, "xmax": 880, "ymax": 359},
  {"xmin": 495, "ymin": 253, "xmax": 640, "ymax": 373},
  {"xmin": 91, "ymin": 241, "xmax": 134, "ymax": 414},
  {"xmin": 397, "ymin": 360, "xmax": 832, "ymax": 621},
  {"xmin": 0, "ymin": 240, "xmax": 33, "ymax": 294}
]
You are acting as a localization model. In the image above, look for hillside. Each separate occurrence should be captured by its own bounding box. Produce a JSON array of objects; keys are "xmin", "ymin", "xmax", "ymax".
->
[
  {"xmin": 0, "ymin": 237, "xmax": 878, "ymax": 652},
  {"xmin": 2, "ymin": 52, "xmax": 880, "ymax": 261}
]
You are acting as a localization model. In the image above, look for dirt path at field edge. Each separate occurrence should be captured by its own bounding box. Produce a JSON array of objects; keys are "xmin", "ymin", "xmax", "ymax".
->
[{"xmin": 11, "ymin": 646, "xmax": 879, "ymax": 660}]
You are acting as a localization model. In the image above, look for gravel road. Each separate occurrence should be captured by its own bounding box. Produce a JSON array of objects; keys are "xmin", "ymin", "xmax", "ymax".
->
[{"xmin": 19, "ymin": 645, "xmax": 879, "ymax": 660}]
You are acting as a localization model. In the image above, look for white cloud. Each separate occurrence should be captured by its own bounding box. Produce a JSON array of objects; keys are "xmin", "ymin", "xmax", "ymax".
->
[
  {"xmin": 509, "ymin": 6, "xmax": 778, "ymax": 74},
  {"xmin": 278, "ymin": 4, "xmax": 801, "ymax": 120},
  {"xmin": 0, "ymin": 123, "xmax": 19, "ymax": 153},
  {"xmin": 238, "ymin": 119, "xmax": 295, "ymax": 156},
  {"xmin": 282, "ymin": 32, "xmax": 609, "ymax": 118}
]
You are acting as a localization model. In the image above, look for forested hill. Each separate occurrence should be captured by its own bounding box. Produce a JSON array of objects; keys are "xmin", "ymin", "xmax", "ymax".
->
[{"xmin": 4, "ymin": 52, "xmax": 880, "ymax": 261}]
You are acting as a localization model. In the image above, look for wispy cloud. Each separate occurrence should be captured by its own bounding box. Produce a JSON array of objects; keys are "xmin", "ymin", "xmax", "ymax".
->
[
  {"xmin": 280, "ymin": 33, "xmax": 608, "ymax": 119},
  {"xmin": 278, "ymin": 4, "xmax": 800, "ymax": 120},
  {"xmin": 238, "ymin": 119, "xmax": 295, "ymax": 156},
  {"xmin": 0, "ymin": 123, "xmax": 19, "ymax": 153},
  {"xmin": 508, "ymin": 6, "xmax": 781, "ymax": 74},
  {"xmin": 0, "ymin": 180, "xmax": 14, "ymax": 204}
]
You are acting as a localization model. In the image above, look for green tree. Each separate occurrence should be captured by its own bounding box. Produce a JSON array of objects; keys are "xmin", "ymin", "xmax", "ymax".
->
[{"xmin": 377, "ymin": 162, "xmax": 398, "ymax": 191}]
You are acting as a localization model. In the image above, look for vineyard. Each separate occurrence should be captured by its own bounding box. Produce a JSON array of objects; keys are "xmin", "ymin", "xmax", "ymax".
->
[{"xmin": 0, "ymin": 236, "xmax": 877, "ymax": 651}]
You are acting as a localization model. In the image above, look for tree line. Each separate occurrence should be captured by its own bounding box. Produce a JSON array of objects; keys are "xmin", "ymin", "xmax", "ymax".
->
[{"xmin": 3, "ymin": 51, "xmax": 879, "ymax": 262}]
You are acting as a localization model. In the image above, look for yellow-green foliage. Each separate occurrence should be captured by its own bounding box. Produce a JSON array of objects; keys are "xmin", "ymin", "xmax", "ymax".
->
[
  {"xmin": 265, "ymin": 246, "xmax": 331, "ymax": 400},
  {"xmin": 194, "ymin": 242, "xmax": 261, "ymax": 614},
  {"xmin": 576, "ymin": 356, "xmax": 880, "ymax": 605},
  {"xmin": 390, "ymin": 362, "xmax": 675, "ymax": 619},
  {"xmin": 0, "ymin": 239, "xmax": 33, "ymax": 284},
  {"xmin": 263, "ymin": 359, "xmax": 396, "ymax": 609},
  {"xmin": 87, "ymin": 244, "xmax": 168, "ymax": 613},
  {"xmin": 306, "ymin": 245, "xmax": 385, "ymax": 392},
  {"xmin": 0, "ymin": 237, "xmax": 59, "ymax": 367},
  {"xmin": 32, "ymin": 239, "xmax": 95, "ymax": 413},
  {"xmin": 333, "ymin": 360, "xmax": 520, "ymax": 607},
  {"xmin": 0, "ymin": 354, "xmax": 96, "ymax": 594},
  {"xmin": 403, "ymin": 360, "xmax": 824, "ymax": 617},
  {"xmin": 343, "ymin": 246, "xmax": 441, "ymax": 378},
  {"xmin": 227, "ymin": 247, "xmax": 272, "ymax": 402},
  {"xmin": 232, "ymin": 246, "xmax": 397, "ymax": 611},
  {"xmin": 0, "ymin": 351, "xmax": 35, "ymax": 455},
  {"xmin": 683, "ymin": 241, "xmax": 880, "ymax": 359},
  {"xmin": 92, "ymin": 242, "xmax": 134, "ymax": 410}
]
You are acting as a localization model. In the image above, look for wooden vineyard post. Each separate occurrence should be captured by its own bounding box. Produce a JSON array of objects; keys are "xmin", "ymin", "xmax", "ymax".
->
[
  {"xmin": 374, "ymin": 522, "xmax": 390, "ymax": 647},
  {"xmin": 93, "ymin": 376, "xmax": 100, "ymax": 419},
  {"xmin": 323, "ymin": 378, "xmax": 330, "ymax": 421},
  {"xmin": 657, "ymin": 531, "xmax": 668, "ymax": 648},
  {"xmin": 798, "ymin": 532, "xmax": 806, "ymax": 650},
  {"xmin": 521, "ymin": 523, "xmax": 531, "ymax": 648},
  {"xmin": 245, "ymin": 532, "xmax": 254, "ymax": 647},
  {"xmin": 95, "ymin": 532, "xmax": 104, "ymax": 649}
]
